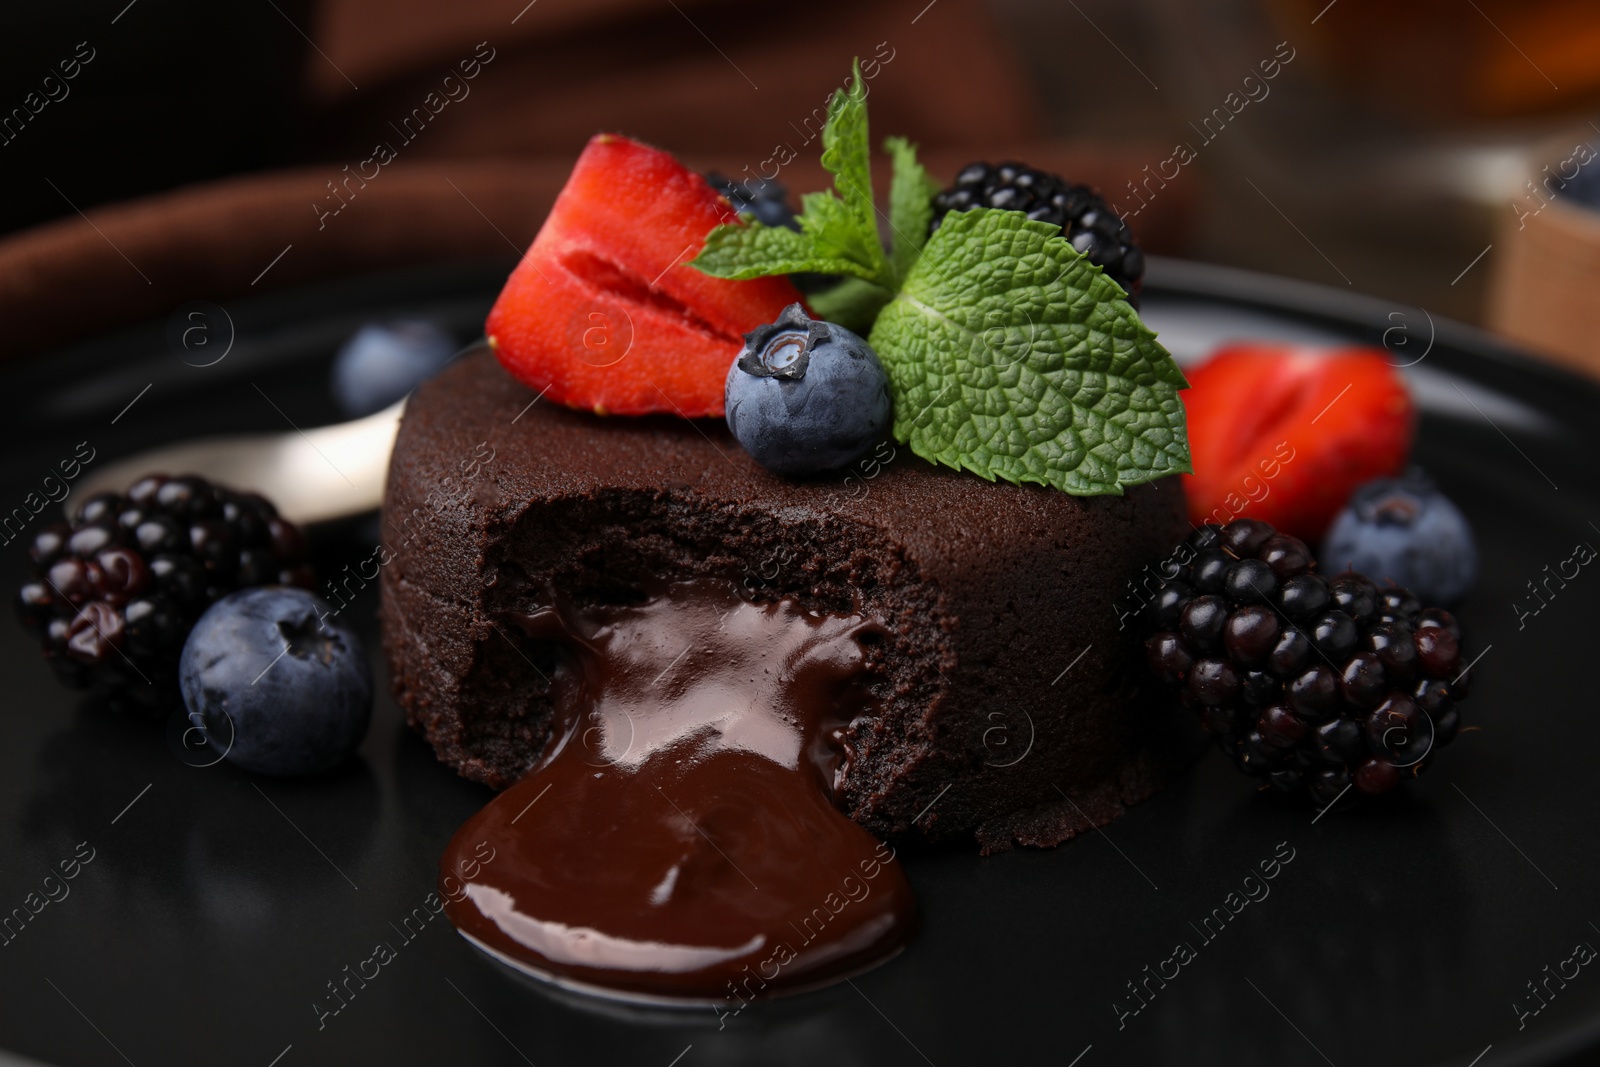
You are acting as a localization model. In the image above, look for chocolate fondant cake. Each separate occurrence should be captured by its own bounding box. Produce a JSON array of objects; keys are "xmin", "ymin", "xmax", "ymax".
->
[
  {"xmin": 374, "ymin": 84, "xmax": 1205, "ymax": 999},
  {"xmin": 381, "ymin": 345, "xmax": 1198, "ymax": 855}
]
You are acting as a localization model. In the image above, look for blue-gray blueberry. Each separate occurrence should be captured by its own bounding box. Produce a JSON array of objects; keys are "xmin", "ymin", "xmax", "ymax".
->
[
  {"xmin": 1321, "ymin": 472, "xmax": 1478, "ymax": 605},
  {"xmin": 724, "ymin": 303, "xmax": 891, "ymax": 476},
  {"xmin": 331, "ymin": 319, "xmax": 457, "ymax": 418},
  {"xmin": 180, "ymin": 587, "xmax": 371, "ymax": 775}
]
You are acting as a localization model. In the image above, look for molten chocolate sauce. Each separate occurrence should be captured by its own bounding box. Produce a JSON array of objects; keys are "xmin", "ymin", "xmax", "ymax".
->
[{"xmin": 438, "ymin": 580, "xmax": 917, "ymax": 1003}]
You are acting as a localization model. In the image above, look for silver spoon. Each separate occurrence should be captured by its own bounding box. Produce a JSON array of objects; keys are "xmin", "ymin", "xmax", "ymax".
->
[{"xmin": 75, "ymin": 399, "xmax": 405, "ymax": 525}]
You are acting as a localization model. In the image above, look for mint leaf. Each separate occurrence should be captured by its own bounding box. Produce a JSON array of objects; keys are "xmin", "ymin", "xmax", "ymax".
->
[
  {"xmin": 807, "ymin": 276, "xmax": 894, "ymax": 335},
  {"xmin": 692, "ymin": 61, "xmax": 897, "ymax": 291},
  {"xmin": 814, "ymin": 60, "xmax": 891, "ymax": 282},
  {"xmin": 694, "ymin": 217, "xmax": 880, "ymax": 281},
  {"xmin": 869, "ymin": 208, "xmax": 1190, "ymax": 496},
  {"xmin": 793, "ymin": 190, "xmax": 884, "ymax": 280},
  {"xmin": 884, "ymin": 136, "xmax": 939, "ymax": 283}
]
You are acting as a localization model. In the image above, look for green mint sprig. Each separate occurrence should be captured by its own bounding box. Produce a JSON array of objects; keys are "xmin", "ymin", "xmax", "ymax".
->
[
  {"xmin": 691, "ymin": 60, "xmax": 1191, "ymax": 496},
  {"xmin": 693, "ymin": 60, "xmax": 923, "ymax": 301},
  {"xmin": 875, "ymin": 208, "xmax": 1190, "ymax": 494}
]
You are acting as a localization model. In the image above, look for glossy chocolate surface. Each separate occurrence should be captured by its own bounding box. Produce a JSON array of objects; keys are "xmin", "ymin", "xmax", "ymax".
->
[{"xmin": 439, "ymin": 579, "xmax": 917, "ymax": 1001}]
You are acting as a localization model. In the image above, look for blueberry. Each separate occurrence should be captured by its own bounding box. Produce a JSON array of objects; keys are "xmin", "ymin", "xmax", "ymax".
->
[
  {"xmin": 724, "ymin": 303, "xmax": 891, "ymax": 476},
  {"xmin": 179, "ymin": 587, "xmax": 371, "ymax": 776},
  {"xmin": 1321, "ymin": 472, "xmax": 1478, "ymax": 605},
  {"xmin": 331, "ymin": 319, "xmax": 457, "ymax": 418}
]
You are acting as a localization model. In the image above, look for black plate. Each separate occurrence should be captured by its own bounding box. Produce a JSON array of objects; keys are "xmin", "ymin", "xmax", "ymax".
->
[{"xmin": 2, "ymin": 258, "xmax": 1597, "ymax": 1067}]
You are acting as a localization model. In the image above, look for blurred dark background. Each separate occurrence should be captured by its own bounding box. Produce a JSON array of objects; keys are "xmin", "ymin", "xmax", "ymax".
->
[{"xmin": 3, "ymin": 0, "xmax": 1600, "ymax": 368}]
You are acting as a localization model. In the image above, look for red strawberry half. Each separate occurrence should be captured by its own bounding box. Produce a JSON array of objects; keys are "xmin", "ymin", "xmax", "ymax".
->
[
  {"xmin": 485, "ymin": 134, "xmax": 805, "ymax": 417},
  {"xmin": 1182, "ymin": 344, "xmax": 1414, "ymax": 541}
]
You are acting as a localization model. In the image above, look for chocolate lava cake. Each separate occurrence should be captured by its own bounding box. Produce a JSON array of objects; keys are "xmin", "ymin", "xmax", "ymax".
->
[{"xmin": 380, "ymin": 344, "xmax": 1198, "ymax": 853}]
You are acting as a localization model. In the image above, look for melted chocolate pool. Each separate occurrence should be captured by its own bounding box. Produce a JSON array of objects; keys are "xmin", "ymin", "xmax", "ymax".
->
[{"xmin": 438, "ymin": 579, "xmax": 917, "ymax": 1004}]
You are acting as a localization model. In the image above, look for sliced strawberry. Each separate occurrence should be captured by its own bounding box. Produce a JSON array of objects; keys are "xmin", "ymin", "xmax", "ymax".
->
[
  {"xmin": 485, "ymin": 134, "xmax": 804, "ymax": 417},
  {"xmin": 1182, "ymin": 344, "xmax": 1414, "ymax": 541}
]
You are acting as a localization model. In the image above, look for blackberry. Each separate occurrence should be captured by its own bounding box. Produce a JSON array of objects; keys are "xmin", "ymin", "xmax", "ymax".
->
[
  {"xmin": 14, "ymin": 474, "xmax": 312, "ymax": 714},
  {"xmin": 706, "ymin": 172, "xmax": 835, "ymax": 295},
  {"xmin": 1144, "ymin": 518, "xmax": 1471, "ymax": 804},
  {"xmin": 929, "ymin": 161, "xmax": 1145, "ymax": 302},
  {"xmin": 706, "ymin": 172, "xmax": 798, "ymax": 232}
]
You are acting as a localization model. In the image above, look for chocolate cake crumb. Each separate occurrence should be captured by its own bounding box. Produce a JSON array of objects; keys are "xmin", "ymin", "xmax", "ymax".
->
[{"xmin": 380, "ymin": 346, "xmax": 1204, "ymax": 850}]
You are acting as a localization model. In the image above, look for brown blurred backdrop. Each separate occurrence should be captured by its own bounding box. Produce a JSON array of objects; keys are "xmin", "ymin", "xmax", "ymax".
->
[{"xmin": 2, "ymin": 0, "xmax": 1598, "ymax": 360}]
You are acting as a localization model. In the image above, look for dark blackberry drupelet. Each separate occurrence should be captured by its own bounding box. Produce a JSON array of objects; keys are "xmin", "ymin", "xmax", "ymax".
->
[
  {"xmin": 929, "ymin": 161, "xmax": 1145, "ymax": 302},
  {"xmin": 1143, "ymin": 518, "xmax": 1471, "ymax": 805},
  {"xmin": 14, "ymin": 474, "xmax": 313, "ymax": 714}
]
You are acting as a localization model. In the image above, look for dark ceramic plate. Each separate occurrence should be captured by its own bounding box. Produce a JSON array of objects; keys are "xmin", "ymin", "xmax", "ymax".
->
[{"xmin": 1, "ymin": 258, "xmax": 1596, "ymax": 1067}]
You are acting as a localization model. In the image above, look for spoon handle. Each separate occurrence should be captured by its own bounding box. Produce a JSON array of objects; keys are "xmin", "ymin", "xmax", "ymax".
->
[{"xmin": 75, "ymin": 399, "xmax": 405, "ymax": 525}]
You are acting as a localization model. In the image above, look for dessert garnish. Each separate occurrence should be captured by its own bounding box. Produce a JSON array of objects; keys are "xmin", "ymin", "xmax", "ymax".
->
[
  {"xmin": 930, "ymin": 161, "xmax": 1146, "ymax": 303},
  {"xmin": 16, "ymin": 474, "xmax": 312, "ymax": 713},
  {"xmin": 693, "ymin": 61, "xmax": 1190, "ymax": 496},
  {"xmin": 1145, "ymin": 518, "xmax": 1470, "ymax": 803},
  {"xmin": 1180, "ymin": 343, "xmax": 1414, "ymax": 540},
  {"xmin": 1322, "ymin": 470, "xmax": 1479, "ymax": 604},
  {"xmin": 484, "ymin": 134, "xmax": 802, "ymax": 417},
  {"xmin": 724, "ymin": 303, "xmax": 891, "ymax": 475},
  {"xmin": 180, "ymin": 587, "xmax": 372, "ymax": 776}
]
